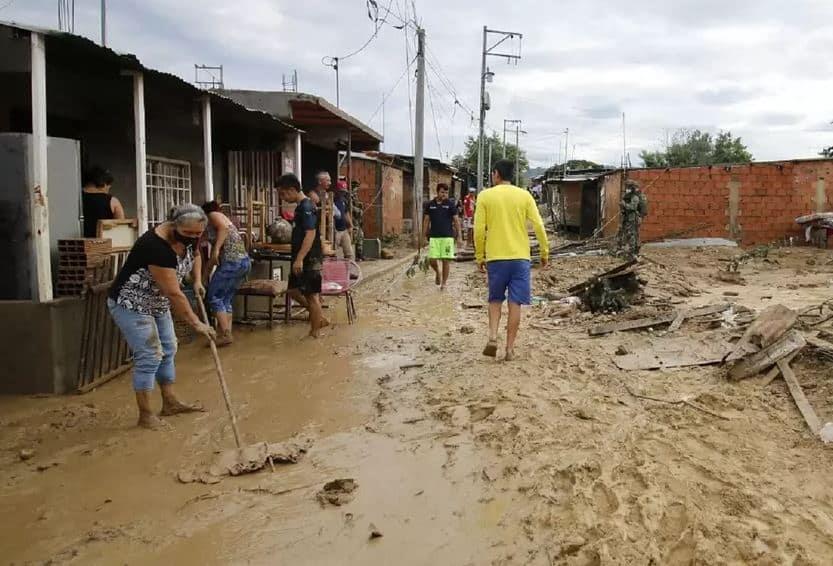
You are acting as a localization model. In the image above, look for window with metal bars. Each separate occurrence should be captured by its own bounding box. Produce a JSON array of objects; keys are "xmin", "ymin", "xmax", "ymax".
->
[{"xmin": 146, "ymin": 157, "xmax": 192, "ymax": 226}]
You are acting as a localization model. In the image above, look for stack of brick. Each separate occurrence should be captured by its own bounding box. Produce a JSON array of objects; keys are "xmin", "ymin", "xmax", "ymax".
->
[{"xmin": 56, "ymin": 238, "xmax": 112, "ymax": 296}]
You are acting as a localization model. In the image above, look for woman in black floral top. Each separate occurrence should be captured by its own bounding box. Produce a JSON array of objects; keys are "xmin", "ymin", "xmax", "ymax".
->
[{"xmin": 108, "ymin": 204, "xmax": 215, "ymax": 429}]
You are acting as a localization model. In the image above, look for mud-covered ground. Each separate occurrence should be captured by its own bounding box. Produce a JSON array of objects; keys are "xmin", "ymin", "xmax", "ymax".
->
[{"xmin": 2, "ymin": 245, "xmax": 833, "ymax": 565}]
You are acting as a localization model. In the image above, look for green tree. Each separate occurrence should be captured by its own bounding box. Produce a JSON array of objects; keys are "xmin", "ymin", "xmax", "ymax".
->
[
  {"xmin": 451, "ymin": 133, "xmax": 529, "ymax": 180},
  {"xmin": 639, "ymin": 129, "xmax": 753, "ymax": 167},
  {"xmin": 822, "ymin": 146, "xmax": 833, "ymax": 158}
]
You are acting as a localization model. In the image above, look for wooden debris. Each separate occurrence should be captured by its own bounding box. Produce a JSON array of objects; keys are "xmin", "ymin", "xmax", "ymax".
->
[
  {"xmin": 589, "ymin": 303, "xmax": 730, "ymax": 336},
  {"xmin": 377, "ymin": 299, "xmax": 412, "ymax": 313},
  {"xmin": 728, "ymin": 330, "xmax": 806, "ymax": 381},
  {"xmin": 617, "ymin": 379, "xmax": 731, "ymax": 420},
  {"xmin": 667, "ymin": 309, "xmax": 688, "ymax": 332},
  {"xmin": 778, "ymin": 360, "xmax": 822, "ymax": 435},
  {"xmin": 726, "ymin": 305, "xmax": 798, "ymax": 362},
  {"xmin": 400, "ymin": 363, "xmax": 425, "ymax": 370},
  {"xmin": 614, "ymin": 336, "xmax": 734, "ymax": 371}
]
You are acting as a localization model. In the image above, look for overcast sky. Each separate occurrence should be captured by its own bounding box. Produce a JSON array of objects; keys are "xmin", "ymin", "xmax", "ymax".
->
[{"xmin": 3, "ymin": 0, "xmax": 833, "ymax": 167}]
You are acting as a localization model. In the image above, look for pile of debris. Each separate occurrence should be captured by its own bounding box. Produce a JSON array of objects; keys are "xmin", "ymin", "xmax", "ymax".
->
[
  {"xmin": 594, "ymin": 299, "xmax": 833, "ymax": 443},
  {"xmin": 726, "ymin": 304, "xmax": 833, "ymax": 443}
]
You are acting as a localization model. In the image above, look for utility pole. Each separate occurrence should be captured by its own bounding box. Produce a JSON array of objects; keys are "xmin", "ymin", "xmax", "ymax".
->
[
  {"xmin": 502, "ymin": 118, "xmax": 521, "ymax": 159},
  {"xmin": 514, "ymin": 123, "xmax": 525, "ymax": 186},
  {"xmin": 477, "ymin": 26, "xmax": 523, "ymax": 192},
  {"xmin": 563, "ymin": 128, "xmax": 569, "ymax": 176},
  {"xmin": 100, "ymin": 0, "xmax": 106, "ymax": 46},
  {"xmin": 381, "ymin": 94, "xmax": 385, "ymax": 149},
  {"xmin": 322, "ymin": 56, "xmax": 340, "ymax": 107},
  {"xmin": 413, "ymin": 27, "xmax": 426, "ymax": 246},
  {"xmin": 487, "ymin": 139, "xmax": 492, "ymax": 185}
]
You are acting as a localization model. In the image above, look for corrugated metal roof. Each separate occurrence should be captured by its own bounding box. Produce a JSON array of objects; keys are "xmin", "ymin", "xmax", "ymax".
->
[{"xmin": 0, "ymin": 19, "xmax": 301, "ymax": 134}]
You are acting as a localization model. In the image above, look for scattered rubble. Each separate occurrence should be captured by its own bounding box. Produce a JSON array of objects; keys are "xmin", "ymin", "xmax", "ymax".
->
[{"xmin": 316, "ymin": 479, "xmax": 358, "ymax": 507}]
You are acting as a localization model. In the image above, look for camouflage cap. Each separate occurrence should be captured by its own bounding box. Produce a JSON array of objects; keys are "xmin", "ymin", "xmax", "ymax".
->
[{"xmin": 624, "ymin": 179, "xmax": 640, "ymax": 189}]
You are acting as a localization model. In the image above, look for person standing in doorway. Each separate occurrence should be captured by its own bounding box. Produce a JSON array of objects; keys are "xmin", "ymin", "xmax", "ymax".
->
[
  {"xmin": 202, "ymin": 201, "xmax": 251, "ymax": 347},
  {"xmin": 108, "ymin": 203, "xmax": 215, "ymax": 429},
  {"xmin": 82, "ymin": 166, "xmax": 125, "ymax": 237},
  {"xmin": 277, "ymin": 173, "xmax": 327, "ymax": 338},
  {"xmin": 475, "ymin": 159, "xmax": 549, "ymax": 361},
  {"xmin": 422, "ymin": 183, "xmax": 461, "ymax": 291},
  {"xmin": 333, "ymin": 179, "xmax": 355, "ymax": 260}
]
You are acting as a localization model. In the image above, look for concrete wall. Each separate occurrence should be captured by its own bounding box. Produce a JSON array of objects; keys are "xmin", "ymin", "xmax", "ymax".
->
[
  {"xmin": 0, "ymin": 297, "xmax": 85, "ymax": 394},
  {"xmin": 602, "ymin": 159, "xmax": 833, "ymax": 245}
]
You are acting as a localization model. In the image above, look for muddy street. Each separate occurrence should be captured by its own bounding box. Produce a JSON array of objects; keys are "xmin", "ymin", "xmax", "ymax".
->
[{"xmin": 3, "ymin": 247, "xmax": 833, "ymax": 565}]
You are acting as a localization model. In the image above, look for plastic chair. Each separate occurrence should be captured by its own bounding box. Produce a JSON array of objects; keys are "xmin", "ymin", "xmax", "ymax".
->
[{"xmin": 321, "ymin": 258, "xmax": 361, "ymax": 324}]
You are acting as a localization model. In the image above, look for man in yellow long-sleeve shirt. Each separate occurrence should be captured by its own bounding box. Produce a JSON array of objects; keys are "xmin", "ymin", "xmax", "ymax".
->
[{"xmin": 474, "ymin": 159, "xmax": 549, "ymax": 361}]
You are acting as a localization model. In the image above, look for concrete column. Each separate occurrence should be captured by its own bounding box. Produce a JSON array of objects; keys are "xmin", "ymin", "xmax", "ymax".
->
[
  {"xmin": 294, "ymin": 132, "xmax": 302, "ymax": 178},
  {"xmin": 132, "ymin": 72, "xmax": 148, "ymax": 233},
  {"xmin": 202, "ymin": 95, "xmax": 214, "ymax": 202},
  {"xmin": 30, "ymin": 32, "xmax": 53, "ymax": 302}
]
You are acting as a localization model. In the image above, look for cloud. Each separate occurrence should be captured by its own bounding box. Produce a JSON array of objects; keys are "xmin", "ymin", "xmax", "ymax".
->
[{"xmin": 3, "ymin": 0, "xmax": 833, "ymax": 168}]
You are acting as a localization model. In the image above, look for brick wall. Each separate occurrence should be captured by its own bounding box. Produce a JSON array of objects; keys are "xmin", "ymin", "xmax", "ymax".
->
[
  {"xmin": 601, "ymin": 159, "xmax": 833, "ymax": 245},
  {"xmin": 340, "ymin": 157, "xmax": 404, "ymax": 238}
]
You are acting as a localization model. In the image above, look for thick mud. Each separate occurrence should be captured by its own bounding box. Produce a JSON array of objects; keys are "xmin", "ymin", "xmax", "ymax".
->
[{"xmin": 2, "ymin": 246, "xmax": 833, "ymax": 564}]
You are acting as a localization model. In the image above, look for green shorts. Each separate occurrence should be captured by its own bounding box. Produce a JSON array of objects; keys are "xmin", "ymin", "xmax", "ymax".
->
[{"xmin": 428, "ymin": 237, "xmax": 455, "ymax": 260}]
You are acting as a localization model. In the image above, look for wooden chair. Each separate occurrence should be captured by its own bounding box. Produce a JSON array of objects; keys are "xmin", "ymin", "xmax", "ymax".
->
[{"xmin": 236, "ymin": 279, "xmax": 286, "ymax": 327}]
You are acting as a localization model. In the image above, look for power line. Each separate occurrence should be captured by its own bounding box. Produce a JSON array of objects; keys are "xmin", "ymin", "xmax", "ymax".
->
[
  {"xmin": 426, "ymin": 77, "xmax": 443, "ymax": 158},
  {"xmin": 334, "ymin": 0, "xmax": 406, "ymax": 61},
  {"xmin": 404, "ymin": 24, "xmax": 414, "ymax": 154},
  {"xmin": 365, "ymin": 53, "xmax": 417, "ymax": 125}
]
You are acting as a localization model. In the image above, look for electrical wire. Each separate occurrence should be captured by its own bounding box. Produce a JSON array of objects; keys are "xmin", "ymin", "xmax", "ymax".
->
[
  {"xmin": 365, "ymin": 54, "xmax": 417, "ymax": 125},
  {"xmin": 404, "ymin": 24, "xmax": 414, "ymax": 154},
  {"xmin": 426, "ymin": 76, "xmax": 443, "ymax": 158},
  {"xmin": 335, "ymin": 0, "xmax": 407, "ymax": 62}
]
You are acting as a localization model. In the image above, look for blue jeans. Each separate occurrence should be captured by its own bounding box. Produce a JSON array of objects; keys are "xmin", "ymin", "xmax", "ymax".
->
[
  {"xmin": 487, "ymin": 260, "xmax": 532, "ymax": 305},
  {"xmin": 108, "ymin": 299, "xmax": 177, "ymax": 392},
  {"xmin": 207, "ymin": 257, "xmax": 251, "ymax": 313}
]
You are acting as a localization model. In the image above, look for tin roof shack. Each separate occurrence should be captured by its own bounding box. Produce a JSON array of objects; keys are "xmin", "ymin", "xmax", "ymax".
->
[
  {"xmin": 601, "ymin": 159, "xmax": 833, "ymax": 245},
  {"xmin": 218, "ymin": 90, "xmax": 382, "ymax": 188},
  {"xmin": 545, "ymin": 171, "xmax": 611, "ymax": 238},
  {"xmin": 339, "ymin": 152, "xmax": 409, "ymax": 238},
  {"xmin": 0, "ymin": 22, "xmax": 298, "ymax": 393}
]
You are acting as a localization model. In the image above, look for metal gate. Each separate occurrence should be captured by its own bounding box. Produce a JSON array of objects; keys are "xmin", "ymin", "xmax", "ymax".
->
[{"xmin": 77, "ymin": 252, "xmax": 132, "ymax": 393}]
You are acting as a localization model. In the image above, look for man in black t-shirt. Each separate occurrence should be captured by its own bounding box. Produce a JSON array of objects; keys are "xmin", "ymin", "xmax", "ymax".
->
[
  {"xmin": 277, "ymin": 173, "xmax": 326, "ymax": 337},
  {"xmin": 422, "ymin": 183, "xmax": 461, "ymax": 291}
]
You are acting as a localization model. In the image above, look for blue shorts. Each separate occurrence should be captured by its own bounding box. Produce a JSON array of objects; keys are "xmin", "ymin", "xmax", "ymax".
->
[{"xmin": 487, "ymin": 260, "xmax": 531, "ymax": 305}]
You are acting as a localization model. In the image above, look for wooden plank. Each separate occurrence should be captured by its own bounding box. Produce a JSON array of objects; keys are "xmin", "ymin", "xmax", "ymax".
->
[
  {"xmin": 613, "ymin": 337, "xmax": 733, "ymax": 371},
  {"xmin": 667, "ymin": 309, "xmax": 688, "ymax": 332},
  {"xmin": 778, "ymin": 359, "xmax": 822, "ymax": 435},
  {"xmin": 728, "ymin": 330, "xmax": 806, "ymax": 381},
  {"xmin": 589, "ymin": 303, "xmax": 730, "ymax": 336}
]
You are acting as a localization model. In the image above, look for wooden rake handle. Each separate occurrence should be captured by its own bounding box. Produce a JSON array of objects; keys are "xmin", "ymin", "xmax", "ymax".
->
[{"xmin": 196, "ymin": 297, "xmax": 243, "ymax": 449}]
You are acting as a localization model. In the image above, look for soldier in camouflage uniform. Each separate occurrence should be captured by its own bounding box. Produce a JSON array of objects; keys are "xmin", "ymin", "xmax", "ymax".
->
[
  {"xmin": 350, "ymin": 180, "xmax": 365, "ymax": 260},
  {"xmin": 617, "ymin": 179, "xmax": 647, "ymax": 259}
]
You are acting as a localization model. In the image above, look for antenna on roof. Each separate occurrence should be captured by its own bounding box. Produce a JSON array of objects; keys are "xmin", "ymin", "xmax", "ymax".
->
[
  {"xmin": 282, "ymin": 70, "xmax": 298, "ymax": 93},
  {"xmin": 57, "ymin": 0, "xmax": 75, "ymax": 33},
  {"xmin": 194, "ymin": 65, "xmax": 224, "ymax": 90}
]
